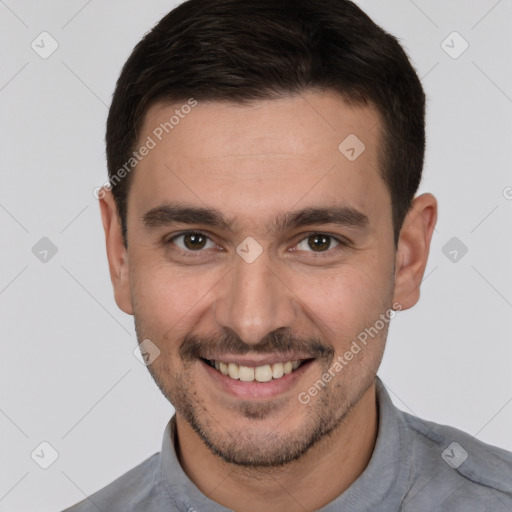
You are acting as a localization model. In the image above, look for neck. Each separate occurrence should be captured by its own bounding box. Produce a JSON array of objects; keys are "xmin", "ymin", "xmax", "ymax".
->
[{"xmin": 175, "ymin": 383, "xmax": 378, "ymax": 512}]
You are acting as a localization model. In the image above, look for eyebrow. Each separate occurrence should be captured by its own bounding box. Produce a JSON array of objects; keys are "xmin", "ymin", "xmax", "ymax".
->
[{"xmin": 142, "ymin": 202, "xmax": 369, "ymax": 234}]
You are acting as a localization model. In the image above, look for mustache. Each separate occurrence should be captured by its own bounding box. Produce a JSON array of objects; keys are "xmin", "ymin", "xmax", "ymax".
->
[{"xmin": 179, "ymin": 328, "xmax": 334, "ymax": 362}]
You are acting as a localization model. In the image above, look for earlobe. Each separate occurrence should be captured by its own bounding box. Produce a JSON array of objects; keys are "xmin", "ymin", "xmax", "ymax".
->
[
  {"xmin": 99, "ymin": 188, "xmax": 134, "ymax": 315},
  {"xmin": 392, "ymin": 193, "xmax": 437, "ymax": 310}
]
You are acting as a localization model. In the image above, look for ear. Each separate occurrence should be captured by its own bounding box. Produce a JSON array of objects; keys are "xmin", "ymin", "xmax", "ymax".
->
[
  {"xmin": 392, "ymin": 193, "xmax": 437, "ymax": 310},
  {"xmin": 99, "ymin": 188, "xmax": 133, "ymax": 315}
]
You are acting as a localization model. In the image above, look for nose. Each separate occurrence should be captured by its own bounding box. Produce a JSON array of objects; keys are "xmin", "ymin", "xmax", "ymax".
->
[{"xmin": 212, "ymin": 251, "xmax": 298, "ymax": 346}]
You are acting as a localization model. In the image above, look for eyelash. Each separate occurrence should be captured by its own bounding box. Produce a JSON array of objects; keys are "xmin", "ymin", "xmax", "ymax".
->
[{"xmin": 164, "ymin": 230, "xmax": 348, "ymax": 258}]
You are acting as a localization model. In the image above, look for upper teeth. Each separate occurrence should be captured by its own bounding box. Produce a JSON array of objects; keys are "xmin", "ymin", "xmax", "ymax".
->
[{"xmin": 212, "ymin": 360, "xmax": 301, "ymax": 382}]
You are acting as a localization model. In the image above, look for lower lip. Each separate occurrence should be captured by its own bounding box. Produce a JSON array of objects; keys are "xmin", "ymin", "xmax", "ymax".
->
[{"xmin": 199, "ymin": 359, "xmax": 314, "ymax": 400}]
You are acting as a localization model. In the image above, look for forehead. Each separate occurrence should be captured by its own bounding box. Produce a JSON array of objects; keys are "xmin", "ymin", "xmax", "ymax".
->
[{"xmin": 129, "ymin": 91, "xmax": 389, "ymax": 230}]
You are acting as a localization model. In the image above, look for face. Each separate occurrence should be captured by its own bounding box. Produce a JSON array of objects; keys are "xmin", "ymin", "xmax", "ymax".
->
[{"xmin": 107, "ymin": 91, "xmax": 403, "ymax": 467}]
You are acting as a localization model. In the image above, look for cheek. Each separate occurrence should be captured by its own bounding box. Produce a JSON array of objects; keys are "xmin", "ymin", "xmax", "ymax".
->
[
  {"xmin": 292, "ymin": 259, "xmax": 394, "ymax": 339},
  {"xmin": 129, "ymin": 255, "xmax": 221, "ymax": 335}
]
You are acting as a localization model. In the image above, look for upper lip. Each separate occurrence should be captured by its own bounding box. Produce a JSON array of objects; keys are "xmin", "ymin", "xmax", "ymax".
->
[{"xmin": 200, "ymin": 354, "xmax": 314, "ymax": 367}]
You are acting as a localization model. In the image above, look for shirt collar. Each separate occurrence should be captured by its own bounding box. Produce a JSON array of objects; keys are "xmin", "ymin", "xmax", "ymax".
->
[
  {"xmin": 321, "ymin": 377, "xmax": 412, "ymax": 511},
  {"xmin": 159, "ymin": 416, "xmax": 230, "ymax": 511},
  {"xmin": 159, "ymin": 377, "xmax": 411, "ymax": 512}
]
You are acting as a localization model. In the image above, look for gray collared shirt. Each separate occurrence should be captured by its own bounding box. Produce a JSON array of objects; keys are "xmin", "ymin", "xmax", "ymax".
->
[{"xmin": 62, "ymin": 378, "xmax": 512, "ymax": 511}]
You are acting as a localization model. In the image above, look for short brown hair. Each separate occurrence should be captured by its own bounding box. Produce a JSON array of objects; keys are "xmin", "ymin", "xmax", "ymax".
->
[{"xmin": 106, "ymin": 0, "xmax": 426, "ymax": 245}]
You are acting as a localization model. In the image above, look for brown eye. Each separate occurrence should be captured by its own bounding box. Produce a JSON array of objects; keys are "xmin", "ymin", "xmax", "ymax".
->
[
  {"xmin": 170, "ymin": 232, "xmax": 215, "ymax": 252},
  {"xmin": 183, "ymin": 233, "xmax": 207, "ymax": 250},
  {"xmin": 308, "ymin": 235, "xmax": 331, "ymax": 251},
  {"xmin": 296, "ymin": 234, "xmax": 340, "ymax": 253}
]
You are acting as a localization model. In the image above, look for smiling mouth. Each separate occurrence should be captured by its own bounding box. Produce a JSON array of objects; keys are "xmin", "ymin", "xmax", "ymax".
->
[{"xmin": 201, "ymin": 358, "xmax": 311, "ymax": 383}]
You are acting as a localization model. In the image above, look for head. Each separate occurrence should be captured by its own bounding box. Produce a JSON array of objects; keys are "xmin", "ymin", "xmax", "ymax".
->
[{"xmin": 101, "ymin": 0, "xmax": 437, "ymax": 467}]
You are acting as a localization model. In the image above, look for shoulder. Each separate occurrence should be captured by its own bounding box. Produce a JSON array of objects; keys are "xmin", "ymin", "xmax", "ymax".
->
[
  {"xmin": 61, "ymin": 453, "xmax": 175, "ymax": 512},
  {"xmin": 400, "ymin": 410, "xmax": 512, "ymax": 510}
]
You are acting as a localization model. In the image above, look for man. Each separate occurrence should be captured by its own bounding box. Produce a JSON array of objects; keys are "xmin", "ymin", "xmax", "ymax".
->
[{"xmin": 64, "ymin": 0, "xmax": 512, "ymax": 510}]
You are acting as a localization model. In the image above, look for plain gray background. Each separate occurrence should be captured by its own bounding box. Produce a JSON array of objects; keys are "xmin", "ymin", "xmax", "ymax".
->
[{"xmin": 1, "ymin": 1, "xmax": 511, "ymax": 510}]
